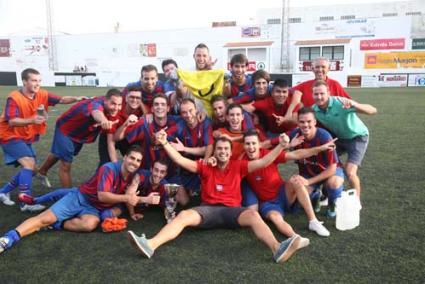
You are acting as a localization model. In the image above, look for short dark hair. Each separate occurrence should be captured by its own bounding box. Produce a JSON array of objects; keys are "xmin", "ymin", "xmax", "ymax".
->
[
  {"xmin": 194, "ymin": 43, "xmax": 209, "ymax": 53},
  {"xmin": 298, "ymin": 107, "xmax": 316, "ymax": 118},
  {"xmin": 230, "ymin": 54, "xmax": 248, "ymax": 66},
  {"xmin": 153, "ymin": 158, "xmax": 169, "ymax": 169},
  {"xmin": 211, "ymin": 95, "xmax": 227, "ymax": 107},
  {"xmin": 312, "ymin": 80, "xmax": 329, "ymax": 89},
  {"xmin": 21, "ymin": 68, "xmax": 40, "ymax": 81},
  {"xmin": 272, "ymin": 79, "xmax": 289, "ymax": 91},
  {"xmin": 126, "ymin": 145, "xmax": 143, "ymax": 156},
  {"xmin": 105, "ymin": 88, "xmax": 122, "ymax": 100},
  {"xmin": 152, "ymin": 93, "xmax": 169, "ymax": 105},
  {"xmin": 181, "ymin": 98, "xmax": 197, "ymax": 108},
  {"xmin": 126, "ymin": 86, "xmax": 141, "ymax": 93},
  {"xmin": 243, "ymin": 129, "xmax": 259, "ymax": 141},
  {"xmin": 161, "ymin": 59, "xmax": 178, "ymax": 71},
  {"xmin": 141, "ymin": 64, "xmax": 158, "ymax": 76},
  {"xmin": 213, "ymin": 136, "xmax": 233, "ymax": 150},
  {"xmin": 252, "ymin": 70, "xmax": 270, "ymax": 83},
  {"xmin": 226, "ymin": 103, "xmax": 243, "ymax": 115}
]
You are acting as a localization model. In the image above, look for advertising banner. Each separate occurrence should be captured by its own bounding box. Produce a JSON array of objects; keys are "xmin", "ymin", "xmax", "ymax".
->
[
  {"xmin": 412, "ymin": 38, "xmax": 425, "ymax": 50},
  {"xmin": 23, "ymin": 37, "xmax": 48, "ymax": 56},
  {"xmin": 407, "ymin": 73, "xmax": 425, "ymax": 86},
  {"xmin": 139, "ymin": 43, "xmax": 156, "ymax": 57},
  {"xmin": 365, "ymin": 52, "xmax": 425, "ymax": 69},
  {"xmin": 360, "ymin": 38, "xmax": 405, "ymax": 50},
  {"xmin": 377, "ymin": 74, "xmax": 408, "ymax": 87},
  {"xmin": 241, "ymin": 27, "xmax": 261, "ymax": 38}
]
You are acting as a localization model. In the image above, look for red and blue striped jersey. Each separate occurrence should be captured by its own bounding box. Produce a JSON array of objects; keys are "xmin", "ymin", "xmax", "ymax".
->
[
  {"xmin": 289, "ymin": 127, "xmax": 338, "ymax": 178},
  {"xmin": 125, "ymin": 116, "xmax": 181, "ymax": 171},
  {"xmin": 229, "ymin": 75, "xmax": 253, "ymax": 98},
  {"xmin": 232, "ymin": 84, "xmax": 273, "ymax": 104},
  {"xmin": 56, "ymin": 97, "xmax": 105, "ymax": 144},
  {"xmin": 80, "ymin": 161, "xmax": 135, "ymax": 210},
  {"xmin": 175, "ymin": 118, "xmax": 213, "ymax": 159},
  {"xmin": 122, "ymin": 80, "xmax": 164, "ymax": 111},
  {"xmin": 137, "ymin": 169, "xmax": 168, "ymax": 206}
]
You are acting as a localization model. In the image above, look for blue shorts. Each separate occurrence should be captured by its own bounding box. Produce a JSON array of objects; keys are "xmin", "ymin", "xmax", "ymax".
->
[
  {"xmin": 1, "ymin": 140, "xmax": 36, "ymax": 166},
  {"xmin": 51, "ymin": 128, "xmax": 83, "ymax": 162},
  {"xmin": 50, "ymin": 188, "xmax": 99, "ymax": 222},
  {"xmin": 304, "ymin": 167, "xmax": 345, "ymax": 199},
  {"xmin": 336, "ymin": 135, "xmax": 369, "ymax": 166}
]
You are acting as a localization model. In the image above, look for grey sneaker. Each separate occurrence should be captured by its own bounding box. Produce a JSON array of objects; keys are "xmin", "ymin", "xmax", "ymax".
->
[
  {"xmin": 37, "ymin": 174, "xmax": 52, "ymax": 188},
  {"xmin": 0, "ymin": 236, "xmax": 10, "ymax": 254},
  {"xmin": 127, "ymin": 231, "xmax": 154, "ymax": 258},
  {"xmin": 20, "ymin": 204, "xmax": 45, "ymax": 213},
  {"xmin": 0, "ymin": 193, "xmax": 15, "ymax": 206},
  {"xmin": 273, "ymin": 235, "xmax": 301, "ymax": 264}
]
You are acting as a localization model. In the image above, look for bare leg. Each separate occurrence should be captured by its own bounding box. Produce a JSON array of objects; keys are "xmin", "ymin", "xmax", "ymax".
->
[
  {"xmin": 177, "ymin": 188, "xmax": 189, "ymax": 206},
  {"xmin": 237, "ymin": 209, "xmax": 280, "ymax": 254},
  {"xmin": 345, "ymin": 162, "xmax": 361, "ymax": 197},
  {"xmin": 266, "ymin": 211, "xmax": 296, "ymax": 238},
  {"xmin": 148, "ymin": 209, "xmax": 201, "ymax": 249},
  {"xmin": 38, "ymin": 153, "xmax": 59, "ymax": 176},
  {"xmin": 63, "ymin": 215, "xmax": 100, "ymax": 232},
  {"xmin": 286, "ymin": 180, "xmax": 316, "ymax": 221},
  {"xmin": 16, "ymin": 209, "xmax": 57, "ymax": 237},
  {"xmin": 59, "ymin": 161, "xmax": 72, "ymax": 188}
]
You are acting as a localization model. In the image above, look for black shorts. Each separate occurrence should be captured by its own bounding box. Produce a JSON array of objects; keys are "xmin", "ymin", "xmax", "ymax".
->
[{"xmin": 192, "ymin": 205, "xmax": 247, "ymax": 229}]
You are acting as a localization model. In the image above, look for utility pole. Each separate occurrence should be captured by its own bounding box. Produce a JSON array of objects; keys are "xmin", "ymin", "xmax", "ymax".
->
[
  {"xmin": 46, "ymin": 0, "xmax": 58, "ymax": 71},
  {"xmin": 280, "ymin": 0, "xmax": 290, "ymax": 72}
]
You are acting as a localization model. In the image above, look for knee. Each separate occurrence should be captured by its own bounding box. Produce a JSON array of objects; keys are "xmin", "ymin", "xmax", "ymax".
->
[
  {"xmin": 267, "ymin": 211, "xmax": 282, "ymax": 222},
  {"xmin": 326, "ymin": 178, "xmax": 344, "ymax": 189},
  {"xmin": 175, "ymin": 209, "xmax": 192, "ymax": 220},
  {"xmin": 242, "ymin": 209, "xmax": 262, "ymax": 221},
  {"xmin": 82, "ymin": 219, "xmax": 99, "ymax": 232},
  {"xmin": 346, "ymin": 172, "xmax": 358, "ymax": 182}
]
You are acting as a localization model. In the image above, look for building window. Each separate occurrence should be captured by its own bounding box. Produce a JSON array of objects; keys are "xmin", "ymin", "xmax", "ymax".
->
[
  {"xmin": 319, "ymin": 16, "xmax": 334, "ymax": 21},
  {"xmin": 267, "ymin": 18, "xmax": 281, "ymax": 25},
  {"xmin": 383, "ymin": 13, "xmax": 398, "ymax": 17},
  {"xmin": 289, "ymin": 17, "xmax": 301, "ymax": 23},
  {"xmin": 322, "ymin": 46, "xmax": 344, "ymax": 60},
  {"xmin": 406, "ymin": 11, "xmax": 421, "ymax": 16},
  {"xmin": 299, "ymin": 47, "xmax": 321, "ymax": 61},
  {"xmin": 341, "ymin": 15, "xmax": 355, "ymax": 20}
]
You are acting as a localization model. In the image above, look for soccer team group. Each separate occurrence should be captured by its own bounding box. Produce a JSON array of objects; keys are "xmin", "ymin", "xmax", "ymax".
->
[{"xmin": 0, "ymin": 43, "xmax": 377, "ymax": 264}]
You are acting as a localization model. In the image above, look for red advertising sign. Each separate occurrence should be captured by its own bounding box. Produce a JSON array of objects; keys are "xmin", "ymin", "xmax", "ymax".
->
[
  {"xmin": 0, "ymin": 39, "xmax": 11, "ymax": 57},
  {"xmin": 360, "ymin": 38, "xmax": 405, "ymax": 50}
]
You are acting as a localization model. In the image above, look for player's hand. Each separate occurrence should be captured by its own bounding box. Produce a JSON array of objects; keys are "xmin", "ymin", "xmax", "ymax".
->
[
  {"xmin": 289, "ymin": 133, "xmax": 305, "ymax": 148},
  {"xmin": 99, "ymin": 119, "xmax": 119, "ymax": 130},
  {"xmin": 124, "ymin": 114, "xmax": 138, "ymax": 127},
  {"xmin": 278, "ymin": 133, "xmax": 290, "ymax": 147},
  {"xmin": 130, "ymin": 213, "xmax": 144, "ymax": 221},
  {"xmin": 205, "ymin": 156, "xmax": 217, "ymax": 167},
  {"xmin": 145, "ymin": 192, "xmax": 161, "ymax": 205},
  {"xmin": 170, "ymin": 137, "xmax": 185, "ymax": 152},
  {"xmin": 197, "ymin": 111, "xmax": 207, "ymax": 123},
  {"xmin": 212, "ymin": 130, "xmax": 221, "ymax": 139},
  {"xmin": 320, "ymin": 138, "xmax": 337, "ymax": 151},
  {"xmin": 155, "ymin": 129, "xmax": 168, "ymax": 145},
  {"xmin": 337, "ymin": 97, "xmax": 356, "ymax": 109},
  {"xmin": 126, "ymin": 193, "xmax": 140, "ymax": 207},
  {"xmin": 205, "ymin": 57, "xmax": 217, "ymax": 70},
  {"xmin": 272, "ymin": 113, "xmax": 285, "ymax": 126},
  {"xmin": 32, "ymin": 115, "xmax": 46, "ymax": 125}
]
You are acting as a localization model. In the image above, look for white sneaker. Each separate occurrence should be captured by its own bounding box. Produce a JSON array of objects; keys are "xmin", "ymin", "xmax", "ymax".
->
[
  {"xmin": 298, "ymin": 235, "xmax": 310, "ymax": 249},
  {"xmin": 20, "ymin": 204, "xmax": 45, "ymax": 213},
  {"xmin": 309, "ymin": 219, "xmax": 330, "ymax": 237},
  {"xmin": 0, "ymin": 237, "xmax": 10, "ymax": 254},
  {"xmin": 0, "ymin": 193, "xmax": 15, "ymax": 206},
  {"xmin": 37, "ymin": 174, "xmax": 52, "ymax": 188}
]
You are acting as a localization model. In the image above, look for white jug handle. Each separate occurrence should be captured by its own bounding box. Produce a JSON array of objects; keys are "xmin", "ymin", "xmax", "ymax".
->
[{"xmin": 347, "ymin": 189, "xmax": 357, "ymax": 196}]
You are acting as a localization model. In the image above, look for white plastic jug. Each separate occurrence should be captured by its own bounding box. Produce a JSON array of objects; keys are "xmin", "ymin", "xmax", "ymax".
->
[{"xmin": 335, "ymin": 189, "xmax": 362, "ymax": 231}]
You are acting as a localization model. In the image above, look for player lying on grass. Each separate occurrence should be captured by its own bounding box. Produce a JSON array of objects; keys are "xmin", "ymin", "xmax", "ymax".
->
[
  {"xmin": 0, "ymin": 146, "xmax": 160, "ymax": 254},
  {"xmin": 127, "ymin": 129, "xmax": 336, "ymax": 263}
]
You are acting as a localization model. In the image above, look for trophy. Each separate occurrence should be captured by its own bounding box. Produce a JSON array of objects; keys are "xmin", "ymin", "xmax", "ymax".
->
[
  {"xmin": 164, "ymin": 183, "xmax": 180, "ymax": 223},
  {"xmin": 36, "ymin": 104, "xmax": 47, "ymax": 119}
]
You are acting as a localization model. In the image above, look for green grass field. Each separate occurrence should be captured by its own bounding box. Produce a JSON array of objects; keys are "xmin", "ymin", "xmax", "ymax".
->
[{"xmin": 0, "ymin": 86, "xmax": 424, "ymax": 283}]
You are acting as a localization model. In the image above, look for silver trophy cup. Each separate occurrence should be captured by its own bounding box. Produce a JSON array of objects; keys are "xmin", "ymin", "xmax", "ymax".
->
[{"xmin": 164, "ymin": 184, "xmax": 180, "ymax": 223}]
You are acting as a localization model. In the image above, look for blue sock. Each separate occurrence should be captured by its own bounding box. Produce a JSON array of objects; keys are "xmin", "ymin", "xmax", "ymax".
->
[
  {"xmin": 50, "ymin": 221, "xmax": 63, "ymax": 231},
  {"xmin": 34, "ymin": 188, "xmax": 71, "ymax": 204},
  {"xmin": 18, "ymin": 168, "xmax": 33, "ymax": 196},
  {"xmin": 100, "ymin": 208, "xmax": 114, "ymax": 221},
  {"xmin": 327, "ymin": 185, "xmax": 344, "ymax": 205},
  {"xmin": 4, "ymin": 229, "xmax": 21, "ymax": 248},
  {"xmin": 0, "ymin": 173, "xmax": 20, "ymax": 194}
]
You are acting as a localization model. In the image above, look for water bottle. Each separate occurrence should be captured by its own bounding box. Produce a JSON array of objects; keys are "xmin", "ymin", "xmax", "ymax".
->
[{"xmin": 335, "ymin": 189, "xmax": 362, "ymax": 231}]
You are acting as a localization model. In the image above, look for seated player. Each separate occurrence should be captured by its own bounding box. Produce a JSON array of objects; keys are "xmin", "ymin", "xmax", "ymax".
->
[
  {"xmin": 286, "ymin": 107, "xmax": 345, "ymax": 218},
  {"xmin": 0, "ymin": 146, "xmax": 160, "ymax": 254},
  {"xmin": 241, "ymin": 129, "xmax": 334, "ymax": 237},
  {"xmin": 127, "ymin": 129, "xmax": 311, "ymax": 264}
]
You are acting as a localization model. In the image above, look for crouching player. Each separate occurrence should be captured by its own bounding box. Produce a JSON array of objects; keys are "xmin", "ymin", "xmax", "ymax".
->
[
  {"xmin": 0, "ymin": 146, "xmax": 159, "ymax": 254},
  {"xmin": 241, "ymin": 129, "xmax": 336, "ymax": 238}
]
